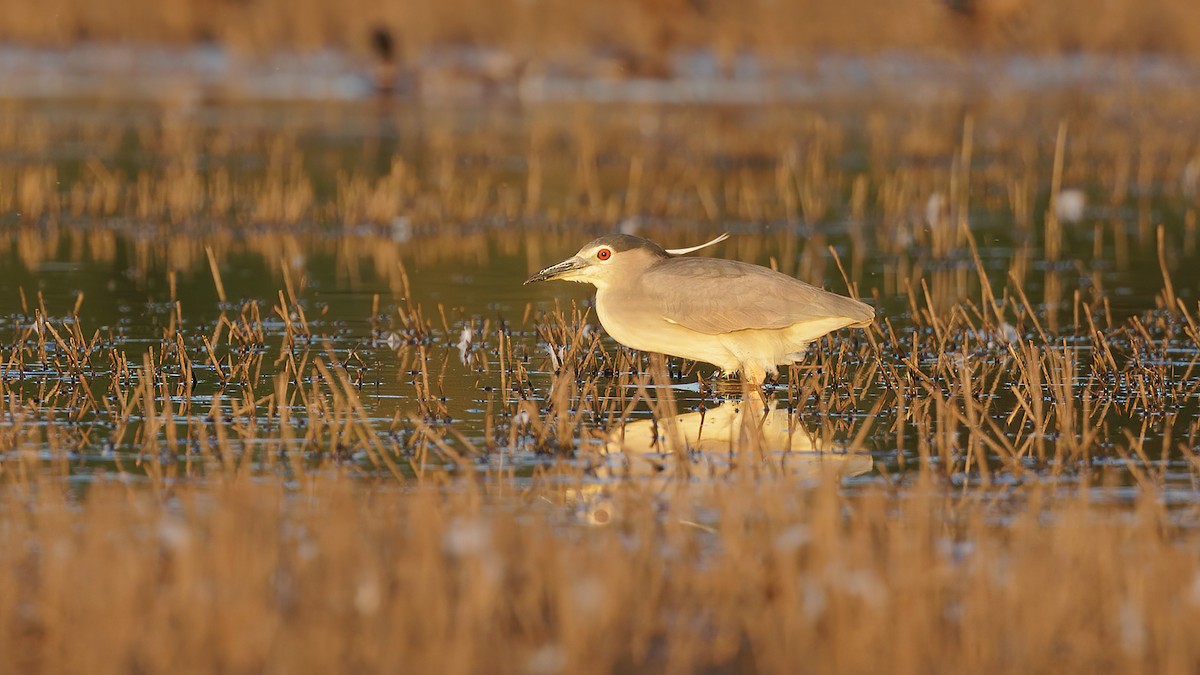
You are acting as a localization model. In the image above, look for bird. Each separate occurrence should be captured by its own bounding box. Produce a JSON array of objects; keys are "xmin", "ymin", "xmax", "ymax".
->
[{"xmin": 525, "ymin": 233, "xmax": 875, "ymax": 404}]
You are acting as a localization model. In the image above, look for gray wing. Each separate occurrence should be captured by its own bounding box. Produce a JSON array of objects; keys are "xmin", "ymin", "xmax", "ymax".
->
[{"xmin": 639, "ymin": 257, "xmax": 874, "ymax": 335}]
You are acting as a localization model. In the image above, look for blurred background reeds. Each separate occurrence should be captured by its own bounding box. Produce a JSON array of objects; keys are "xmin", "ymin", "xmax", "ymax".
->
[{"xmin": 3, "ymin": 0, "xmax": 1200, "ymax": 60}]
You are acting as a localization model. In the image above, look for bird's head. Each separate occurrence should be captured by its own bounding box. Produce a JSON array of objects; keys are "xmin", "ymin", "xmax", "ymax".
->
[
  {"xmin": 524, "ymin": 233, "xmax": 728, "ymax": 289},
  {"xmin": 524, "ymin": 234, "xmax": 668, "ymax": 289}
]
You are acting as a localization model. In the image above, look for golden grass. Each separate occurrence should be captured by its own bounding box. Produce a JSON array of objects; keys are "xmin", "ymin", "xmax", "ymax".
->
[
  {"xmin": 1, "ymin": 87, "xmax": 1200, "ymax": 672},
  {"xmin": 2, "ymin": 472, "xmax": 1199, "ymax": 673},
  {"xmin": 1, "ymin": 93, "xmax": 1197, "ymax": 243},
  {"xmin": 2, "ymin": 0, "xmax": 1200, "ymax": 61}
]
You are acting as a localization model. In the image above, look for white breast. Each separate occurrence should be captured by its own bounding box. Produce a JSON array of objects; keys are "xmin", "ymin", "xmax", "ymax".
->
[{"xmin": 595, "ymin": 288, "xmax": 741, "ymax": 373}]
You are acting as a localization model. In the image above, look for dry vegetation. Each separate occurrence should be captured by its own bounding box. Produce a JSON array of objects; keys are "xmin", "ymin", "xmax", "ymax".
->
[
  {"xmin": 3, "ymin": 471, "xmax": 1200, "ymax": 674},
  {"xmin": 1, "ymin": 87, "xmax": 1200, "ymax": 672},
  {"xmin": 2, "ymin": 0, "xmax": 1200, "ymax": 64}
]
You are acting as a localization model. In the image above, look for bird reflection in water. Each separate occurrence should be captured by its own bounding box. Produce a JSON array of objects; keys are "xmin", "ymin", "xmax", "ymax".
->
[{"xmin": 572, "ymin": 400, "xmax": 873, "ymax": 525}]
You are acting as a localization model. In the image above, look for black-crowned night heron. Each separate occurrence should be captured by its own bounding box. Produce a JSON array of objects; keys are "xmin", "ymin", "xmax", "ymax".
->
[{"xmin": 525, "ymin": 233, "xmax": 874, "ymax": 402}]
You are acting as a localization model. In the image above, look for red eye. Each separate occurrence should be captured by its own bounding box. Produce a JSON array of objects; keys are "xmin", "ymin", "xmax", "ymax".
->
[{"xmin": 597, "ymin": 248, "xmax": 611, "ymax": 261}]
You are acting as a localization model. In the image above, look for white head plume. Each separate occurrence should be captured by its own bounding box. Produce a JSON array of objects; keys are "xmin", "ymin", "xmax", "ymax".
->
[{"xmin": 664, "ymin": 233, "xmax": 730, "ymax": 256}]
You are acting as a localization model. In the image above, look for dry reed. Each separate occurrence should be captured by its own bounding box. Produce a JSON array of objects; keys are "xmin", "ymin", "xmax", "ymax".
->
[
  {"xmin": 2, "ymin": 471, "xmax": 1200, "ymax": 674},
  {"xmin": 0, "ymin": 82, "xmax": 1199, "ymax": 673}
]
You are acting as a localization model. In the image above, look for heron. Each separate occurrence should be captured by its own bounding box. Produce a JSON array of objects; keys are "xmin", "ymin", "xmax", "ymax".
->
[{"xmin": 526, "ymin": 233, "xmax": 874, "ymax": 404}]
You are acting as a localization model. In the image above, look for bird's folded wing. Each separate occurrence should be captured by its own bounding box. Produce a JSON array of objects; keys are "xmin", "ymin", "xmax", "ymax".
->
[{"xmin": 640, "ymin": 257, "xmax": 873, "ymax": 335}]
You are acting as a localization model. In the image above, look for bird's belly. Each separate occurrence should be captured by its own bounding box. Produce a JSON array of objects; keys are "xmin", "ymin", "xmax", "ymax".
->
[{"xmin": 595, "ymin": 295, "xmax": 739, "ymax": 372}]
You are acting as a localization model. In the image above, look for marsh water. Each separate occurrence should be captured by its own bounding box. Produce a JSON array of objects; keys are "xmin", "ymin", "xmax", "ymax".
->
[{"xmin": 3, "ymin": 84, "xmax": 1200, "ymax": 494}]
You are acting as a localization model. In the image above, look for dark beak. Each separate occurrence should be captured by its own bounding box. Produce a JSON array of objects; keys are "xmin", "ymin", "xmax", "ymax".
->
[{"xmin": 524, "ymin": 257, "xmax": 587, "ymax": 284}]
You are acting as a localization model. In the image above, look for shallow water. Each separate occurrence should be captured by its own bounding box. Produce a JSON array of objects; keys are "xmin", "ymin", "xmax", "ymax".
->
[{"xmin": 2, "ymin": 88, "xmax": 1200, "ymax": 495}]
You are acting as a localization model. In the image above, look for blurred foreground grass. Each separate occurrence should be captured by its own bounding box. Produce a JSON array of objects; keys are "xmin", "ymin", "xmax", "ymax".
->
[{"xmin": 3, "ymin": 472, "xmax": 1200, "ymax": 673}]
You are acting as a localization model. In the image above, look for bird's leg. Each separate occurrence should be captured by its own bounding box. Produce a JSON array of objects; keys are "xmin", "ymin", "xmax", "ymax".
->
[{"xmin": 741, "ymin": 362, "xmax": 769, "ymax": 412}]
